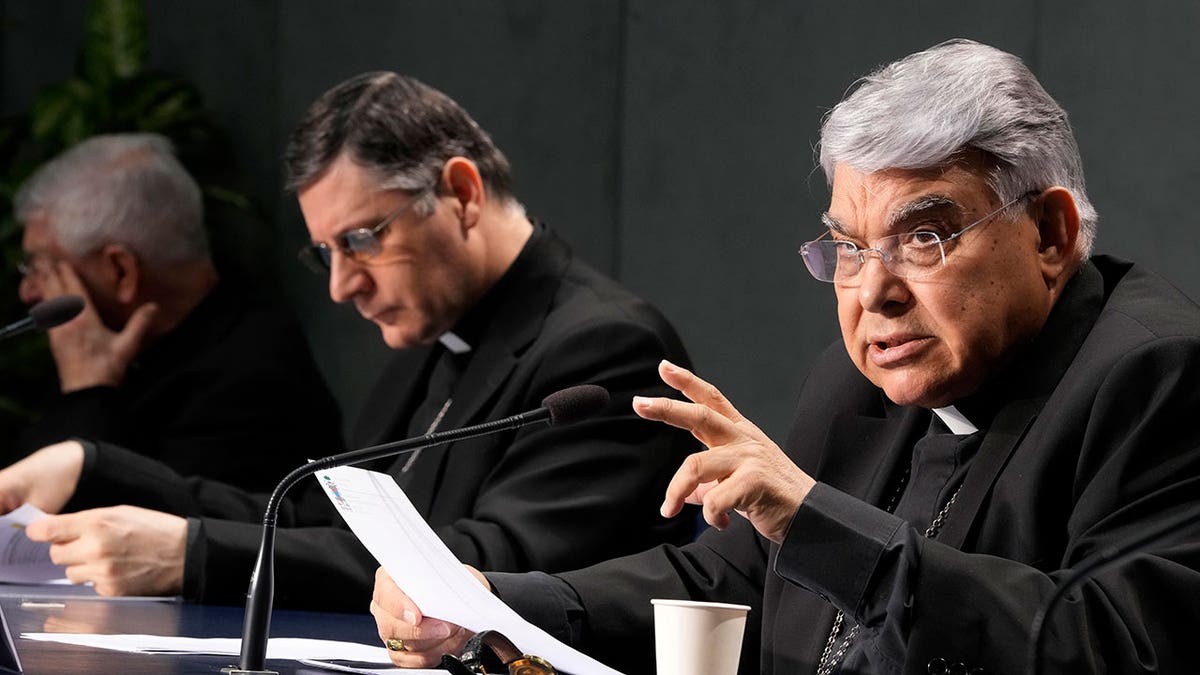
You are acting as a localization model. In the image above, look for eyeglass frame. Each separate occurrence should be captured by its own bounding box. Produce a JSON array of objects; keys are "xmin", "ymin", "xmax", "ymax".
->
[
  {"xmin": 15, "ymin": 257, "xmax": 38, "ymax": 278},
  {"xmin": 798, "ymin": 190, "xmax": 1038, "ymax": 284},
  {"xmin": 298, "ymin": 194, "xmax": 428, "ymax": 273},
  {"xmin": 16, "ymin": 252, "xmax": 74, "ymax": 279}
]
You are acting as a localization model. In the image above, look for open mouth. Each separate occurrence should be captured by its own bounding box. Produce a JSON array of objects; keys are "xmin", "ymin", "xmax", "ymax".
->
[{"xmin": 868, "ymin": 334, "xmax": 932, "ymax": 365}]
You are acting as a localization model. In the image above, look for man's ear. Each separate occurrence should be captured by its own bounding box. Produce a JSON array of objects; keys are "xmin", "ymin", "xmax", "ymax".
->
[
  {"xmin": 100, "ymin": 244, "xmax": 141, "ymax": 305},
  {"xmin": 1033, "ymin": 187, "xmax": 1081, "ymax": 295},
  {"xmin": 441, "ymin": 157, "xmax": 485, "ymax": 232}
]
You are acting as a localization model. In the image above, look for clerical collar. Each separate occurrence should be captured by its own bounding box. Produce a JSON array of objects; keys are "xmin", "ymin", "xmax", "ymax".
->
[
  {"xmin": 432, "ymin": 221, "xmax": 546, "ymax": 357},
  {"xmin": 438, "ymin": 331, "xmax": 472, "ymax": 354},
  {"xmin": 932, "ymin": 405, "xmax": 977, "ymax": 435}
]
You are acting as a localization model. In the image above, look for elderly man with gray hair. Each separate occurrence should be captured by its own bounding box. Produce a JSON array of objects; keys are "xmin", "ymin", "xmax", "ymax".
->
[
  {"xmin": 10, "ymin": 133, "xmax": 341, "ymax": 490},
  {"xmin": 371, "ymin": 39, "xmax": 1200, "ymax": 674}
]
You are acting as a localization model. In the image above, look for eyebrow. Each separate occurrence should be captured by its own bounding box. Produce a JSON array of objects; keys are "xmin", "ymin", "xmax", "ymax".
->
[
  {"xmin": 886, "ymin": 194, "xmax": 962, "ymax": 229},
  {"xmin": 312, "ymin": 211, "xmax": 389, "ymax": 247},
  {"xmin": 820, "ymin": 212, "xmax": 849, "ymax": 236},
  {"xmin": 332, "ymin": 199, "xmax": 417, "ymax": 241},
  {"xmin": 332, "ymin": 215, "xmax": 384, "ymax": 238},
  {"xmin": 821, "ymin": 194, "xmax": 963, "ymax": 238}
]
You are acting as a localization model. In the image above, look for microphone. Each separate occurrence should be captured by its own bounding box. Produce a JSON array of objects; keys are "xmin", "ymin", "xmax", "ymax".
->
[
  {"xmin": 227, "ymin": 384, "xmax": 610, "ymax": 674},
  {"xmin": 0, "ymin": 295, "xmax": 85, "ymax": 341},
  {"xmin": 1026, "ymin": 503, "xmax": 1200, "ymax": 675}
]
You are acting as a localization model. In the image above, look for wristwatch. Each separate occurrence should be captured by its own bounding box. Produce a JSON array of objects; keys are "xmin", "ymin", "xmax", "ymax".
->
[{"xmin": 455, "ymin": 630, "xmax": 557, "ymax": 675}]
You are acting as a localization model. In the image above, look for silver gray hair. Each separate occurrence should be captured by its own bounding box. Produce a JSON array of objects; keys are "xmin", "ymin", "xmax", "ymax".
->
[
  {"xmin": 14, "ymin": 133, "xmax": 209, "ymax": 263},
  {"xmin": 819, "ymin": 39, "xmax": 1097, "ymax": 258}
]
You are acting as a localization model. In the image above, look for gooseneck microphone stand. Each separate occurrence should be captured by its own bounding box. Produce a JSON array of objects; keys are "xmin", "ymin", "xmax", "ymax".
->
[{"xmin": 225, "ymin": 385, "xmax": 608, "ymax": 674}]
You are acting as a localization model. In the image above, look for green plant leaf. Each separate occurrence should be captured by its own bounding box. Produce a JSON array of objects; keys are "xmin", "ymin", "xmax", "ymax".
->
[
  {"xmin": 81, "ymin": 0, "xmax": 148, "ymax": 86},
  {"xmin": 29, "ymin": 79, "xmax": 98, "ymax": 144},
  {"xmin": 120, "ymin": 75, "xmax": 205, "ymax": 131},
  {"xmin": 206, "ymin": 185, "xmax": 254, "ymax": 211}
]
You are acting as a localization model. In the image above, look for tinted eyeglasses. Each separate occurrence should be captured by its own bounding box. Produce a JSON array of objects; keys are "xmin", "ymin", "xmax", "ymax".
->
[{"xmin": 298, "ymin": 197, "xmax": 424, "ymax": 273}]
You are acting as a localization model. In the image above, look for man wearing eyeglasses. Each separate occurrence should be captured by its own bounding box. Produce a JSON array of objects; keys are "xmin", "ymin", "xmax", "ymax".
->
[
  {"xmin": 6, "ymin": 133, "xmax": 341, "ymax": 490},
  {"xmin": 0, "ymin": 73, "xmax": 697, "ymax": 611},
  {"xmin": 371, "ymin": 40, "xmax": 1200, "ymax": 674}
]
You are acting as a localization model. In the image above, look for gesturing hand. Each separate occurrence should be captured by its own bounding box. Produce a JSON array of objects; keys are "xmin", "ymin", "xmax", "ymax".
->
[{"xmin": 633, "ymin": 360, "xmax": 816, "ymax": 543}]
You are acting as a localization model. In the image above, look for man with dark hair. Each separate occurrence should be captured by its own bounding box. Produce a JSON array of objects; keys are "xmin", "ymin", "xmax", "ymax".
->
[
  {"xmin": 371, "ymin": 40, "xmax": 1200, "ymax": 674},
  {"xmin": 10, "ymin": 132, "xmax": 341, "ymax": 490},
  {"xmin": 0, "ymin": 73, "xmax": 698, "ymax": 611}
]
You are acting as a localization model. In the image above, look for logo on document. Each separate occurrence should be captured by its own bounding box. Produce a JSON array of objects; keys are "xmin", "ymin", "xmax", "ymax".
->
[{"xmin": 322, "ymin": 475, "xmax": 353, "ymax": 512}]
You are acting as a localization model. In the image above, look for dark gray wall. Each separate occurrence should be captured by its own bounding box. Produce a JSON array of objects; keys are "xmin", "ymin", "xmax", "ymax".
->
[{"xmin": 4, "ymin": 2, "xmax": 1199, "ymax": 442}]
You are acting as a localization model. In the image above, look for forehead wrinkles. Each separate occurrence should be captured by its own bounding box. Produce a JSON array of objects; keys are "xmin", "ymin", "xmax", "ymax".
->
[
  {"xmin": 826, "ymin": 171, "xmax": 904, "ymax": 237},
  {"xmin": 831, "ymin": 160, "xmax": 984, "ymax": 240},
  {"xmin": 823, "ymin": 193, "xmax": 964, "ymax": 238},
  {"xmin": 21, "ymin": 221, "xmax": 63, "ymax": 254}
]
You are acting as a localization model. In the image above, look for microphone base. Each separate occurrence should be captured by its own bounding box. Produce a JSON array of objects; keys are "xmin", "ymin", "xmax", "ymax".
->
[{"xmin": 221, "ymin": 667, "xmax": 279, "ymax": 675}]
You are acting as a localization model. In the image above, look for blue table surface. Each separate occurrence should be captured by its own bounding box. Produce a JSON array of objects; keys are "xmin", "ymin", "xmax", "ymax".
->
[{"xmin": 0, "ymin": 583, "xmax": 390, "ymax": 674}]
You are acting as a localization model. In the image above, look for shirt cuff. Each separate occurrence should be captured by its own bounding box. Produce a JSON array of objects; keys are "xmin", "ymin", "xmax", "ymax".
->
[
  {"xmin": 181, "ymin": 517, "xmax": 206, "ymax": 602},
  {"xmin": 487, "ymin": 571, "xmax": 583, "ymax": 646},
  {"xmin": 773, "ymin": 481, "xmax": 904, "ymax": 616},
  {"xmin": 61, "ymin": 438, "xmax": 99, "ymax": 513}
]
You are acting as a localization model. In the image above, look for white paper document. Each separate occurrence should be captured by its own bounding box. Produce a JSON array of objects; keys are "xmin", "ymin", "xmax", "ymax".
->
[
  {"xmin": 0, "ymin": 504, "xmax": 69, "ymax": 584},
  {"xmin": 20, "ymin": 632, "xmax": 395, "ymax": 662},
  {"xmin": 297, "ymin": 658, "xmax": 413, "ymax": 674},
  {"xmin": 317, "ymin": 466, "xmax": 623, "ymax": 675}
]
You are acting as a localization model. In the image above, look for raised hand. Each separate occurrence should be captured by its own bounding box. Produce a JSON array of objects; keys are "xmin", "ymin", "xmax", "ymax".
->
[{"xmin": 633, "ymin": 360, "xmax": 815, "ymax": 543}]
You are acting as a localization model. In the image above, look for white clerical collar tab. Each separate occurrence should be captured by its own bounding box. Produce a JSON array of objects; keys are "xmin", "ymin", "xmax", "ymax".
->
[
  {"xmin": 932, "ymin": 405, "xmax": 978, "ymax": 435},
  {"xmin": 438, "ymin": 331, "xmax": 472, "ymax": 354}
]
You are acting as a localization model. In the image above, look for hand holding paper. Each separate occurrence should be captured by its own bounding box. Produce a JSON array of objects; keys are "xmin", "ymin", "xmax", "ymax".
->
[
  {"xmin": 25, "ymin": 505, "xmax": 187, "ymax": 595},
  {"xmin": 370, "ymin": 567, "xmax": 472, "ymax": 668},
  {"xmin": 318, "ymin": 465, "xmax": 622, "ymax": 675},
  {"xmin": 0, "ymin": 504, "xmax": 68, "ymax": 584}
]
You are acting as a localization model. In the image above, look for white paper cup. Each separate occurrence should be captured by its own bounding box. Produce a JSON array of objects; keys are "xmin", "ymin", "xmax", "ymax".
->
[{"xmin": 651, "ymin": 598, "xmax": 750, "ymax": 675}]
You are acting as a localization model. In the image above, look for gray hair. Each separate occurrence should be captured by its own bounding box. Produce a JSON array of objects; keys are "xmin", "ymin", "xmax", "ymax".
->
[
  {"xmin": 14, "ymin": 133, "xmax": 209, "ymax": 263},
  {"xmin": 819, "ymin": 39, "xmax": 1097, "ymax": 258},
  {"xmin": 284, "ymin": 72, "xmax": 517, "ymax": 215}
]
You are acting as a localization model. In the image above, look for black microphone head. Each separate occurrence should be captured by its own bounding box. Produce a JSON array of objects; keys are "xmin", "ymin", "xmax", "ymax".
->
[
  {"xmin": 542, "ymin": 385, "xmax": 610, "ymax": 427},
  {"xmin": 29, "ymin": 295, "xmax": 85, "ymax": 330}
]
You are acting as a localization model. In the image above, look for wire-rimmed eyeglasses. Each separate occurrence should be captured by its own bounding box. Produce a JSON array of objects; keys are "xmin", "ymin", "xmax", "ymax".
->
[
  {"xmin": 298, "ymin": 196, "xmax": 425, "ymax": 274},
  {"xmin": 15, "ymin": 258, "xmax": 36, "ymax": 278},
  {"xmin": 799, "ymin": 192, "xmax": 1036, "ymax": 284},
  {"xmin": 15, "ymin": 254, "xmax": 53, "ymax": 279}
]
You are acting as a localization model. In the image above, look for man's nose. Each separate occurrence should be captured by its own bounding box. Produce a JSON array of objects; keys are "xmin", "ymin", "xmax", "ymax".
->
[
  {"xmin": 855, "ymin": 255, "xmax": 910, "ymax": 313},
  {"xmin": 327, "ymin": 253, "xmax": 371, "ymax": 304},
  {"xmin": 18, "ymin": 274, "xmax": 42, "ymax": 306}
]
